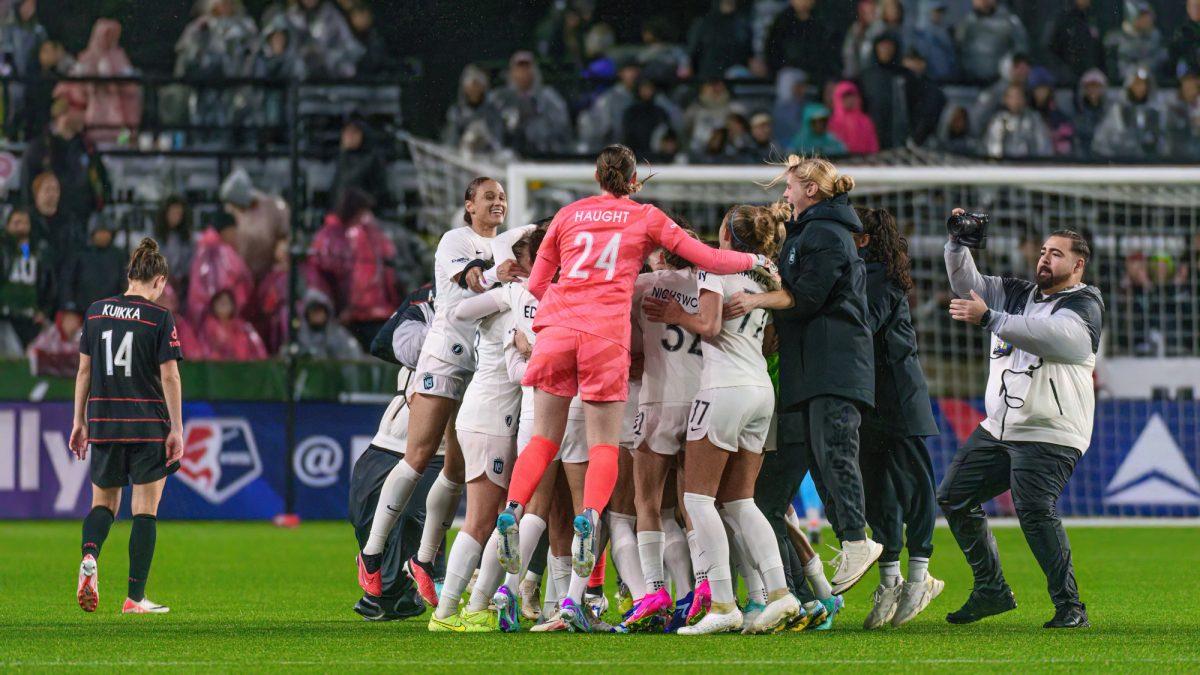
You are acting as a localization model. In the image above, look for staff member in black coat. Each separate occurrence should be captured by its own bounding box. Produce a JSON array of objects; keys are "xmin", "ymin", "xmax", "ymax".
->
[
  {"xmin": 853, "ymin": 207, "xmax": 943, "ymax": 630},
  {"xmin": 738, "ymin": 156, "xmax": 882, "ymax": 599}
]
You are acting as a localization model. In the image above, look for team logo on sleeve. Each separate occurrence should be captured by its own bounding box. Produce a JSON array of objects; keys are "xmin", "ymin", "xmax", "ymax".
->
[
  {"xmin": 452, "ymin": 343, "xmax": 464, "ymax": 355},
  {"xmin": 423, "ymin": 374, "xmax": 435, "ymax": 390},
  {"xmin": 176, "ymin": 419, "xmax": 263, "ymax": 504}
]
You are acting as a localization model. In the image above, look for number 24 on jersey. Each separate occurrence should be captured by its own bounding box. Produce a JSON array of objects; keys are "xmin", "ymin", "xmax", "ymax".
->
[{"xmin": 567, "ymin": 232, "xmax": 622, "ymax": 281}]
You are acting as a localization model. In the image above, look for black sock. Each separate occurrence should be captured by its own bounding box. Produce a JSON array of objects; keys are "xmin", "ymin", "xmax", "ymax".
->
[
  {"xmin": 128, "ymin": 514, "xmax": 157, "ymax": 602},
  {"xmin": 527, "ymin": 529, "xmax": 550, "ymax": 577},
  {"xmin": 81, "ymin": 506, "xmax": 115, "ymax": 559},
  {"xmin": 362, "ymin": 552, "xmax": 382, "ymax": 573}
]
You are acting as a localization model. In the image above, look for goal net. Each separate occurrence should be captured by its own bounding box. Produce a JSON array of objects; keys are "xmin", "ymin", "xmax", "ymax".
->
[{"xmin": 405, "ymin": 134, "xmax": 1200, "ymax": 518}]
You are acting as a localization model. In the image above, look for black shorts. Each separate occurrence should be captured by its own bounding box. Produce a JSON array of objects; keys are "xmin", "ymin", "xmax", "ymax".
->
[{"xmin": 90, "ymin": 442, "xmax": 179, "ymax": 488}]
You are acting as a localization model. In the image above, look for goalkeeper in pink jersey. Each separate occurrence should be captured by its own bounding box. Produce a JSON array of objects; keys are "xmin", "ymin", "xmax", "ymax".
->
[{"xmin": 493, "ymin": 145, "xmax": 770, "ymax": 632}]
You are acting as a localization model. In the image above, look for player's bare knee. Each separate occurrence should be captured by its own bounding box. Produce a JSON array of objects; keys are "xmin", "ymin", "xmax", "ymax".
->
[{"xmin": 91, "ymin": 486, "xmax": 121, "ymax": 513}]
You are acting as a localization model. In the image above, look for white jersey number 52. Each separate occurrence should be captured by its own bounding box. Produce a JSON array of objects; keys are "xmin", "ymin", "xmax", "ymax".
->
[{"xmin": 567, "ymin": 232, "xmax": 622, "ymax": 281}]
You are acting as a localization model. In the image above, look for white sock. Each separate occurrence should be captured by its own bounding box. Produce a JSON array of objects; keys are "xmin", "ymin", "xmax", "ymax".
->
[
  {"xmin": 607, "ymin": 511, "xmax": 646, "ymax": 599},
  {"xmin": 417, "ymin": 472, "xmax": 465, "ymax": 563},
  {"xmin": 804, "ymin": 555, "xmax": 833, "ymax": 600},
  {"xmin": 662, "ymin": 512, "xmax": 693, "ymax": 596},
  {"xmin": 504, "ymin": 513, "xmax": 547, "ymax": 590},
  {"xmin": 566, "ymin": 571, "xmax": 588, "ymax": 604},
  {"xmin": 637, "ymin": 530, "xmax": 666, "ymax": 593},
  {"xmin": 363, "ymin": 460, "xmax": 422, "ymax": 555},
  {"xmin": 880, "ymin": 560, "xmax": 902, "ymax": 587},
  {"xmin": 434, "ymin": 532, "xmax": 481, "ymax": 619},
  {"xmin": 549, "ymin": 555, "xmax": 571, "ymax": 606},
  {"xmin": 908, "ymin": 557, "xmax": 929, "ymax": 583},
  {"xmin": 684, "ymin": 492, "xmax": 733, "ymax": 605},
  {"xmin": 724, "ymin": 498, "xmax": 788, "ymax": 596},
  {"xmin": 722, "ymin": 509, "xmax": 765, "ymax": 606},
  {"xmin": 467, "ymin": 531, "xmax": 505, "ymax": 612},
  {"xmin": 687, "ymin": 529, "xmax": 708, "ymax": 583}
]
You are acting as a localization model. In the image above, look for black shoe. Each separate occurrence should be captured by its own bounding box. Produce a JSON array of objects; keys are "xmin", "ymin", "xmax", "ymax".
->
[
  {"xmin": 384, "ymin": 590, "xmax": 428, "ymax": 621},
  {"xmin": 946, "ymin": 587, "xmax": 1017, "ymax": 624},
  {"xmin": 354, "ymin": 595, "xmax": 385, "ymax": 620},
  {"xmin": 1044, "ymin": 603, "xmax": 1089, "ymax": 629}
]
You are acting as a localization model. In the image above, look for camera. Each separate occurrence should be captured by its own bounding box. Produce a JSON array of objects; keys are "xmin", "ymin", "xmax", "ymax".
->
[{"xmin": 946, "ymin": 210, "xmax": 990, "ymax": 249}]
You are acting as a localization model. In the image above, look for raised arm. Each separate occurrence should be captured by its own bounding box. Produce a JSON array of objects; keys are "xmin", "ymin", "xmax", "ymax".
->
[
  {"xmin": 526, "ymin": 221, "xmax": 561, "ymax": 300},
  {"xmin": 944, "ymin": 240, "xmax": 1005, "ymax": 307},
  {"xmin": 491, "ymin": 224, "xmax": 536, "ymax": 266},
  {"xmin": 657, "ymin": 223, "xmax": 757, "ymax": 275},
  {"xmin": 446, "ymin": 287, "xmax": 509, "ymax": 323}
]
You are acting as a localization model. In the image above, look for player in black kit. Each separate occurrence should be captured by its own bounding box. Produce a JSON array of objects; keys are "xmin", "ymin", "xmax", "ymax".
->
[{"xmin": 71, "ymin": 238, "xmax": 184, "ymax": 614}]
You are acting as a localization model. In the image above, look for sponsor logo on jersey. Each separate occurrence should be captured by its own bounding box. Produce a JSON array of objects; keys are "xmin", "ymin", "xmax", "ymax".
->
[
  {"xmin": 177, "ymin": 419, "xmax": 263, "ymax": 504},
  {"xmin": 451, "ymin": 257, "xmax": 469, "ymax": 264},
  {"xmin": 1104, "ymin": 414, "xmax": 1200, "ymax": 506},
  {"xmin": 452, "ymin": 343, "xmax": 464, "ymax": 355},
  {"xmin": 423, "ymin": 374, "xmax": 434, "ymax": 390},
  {"xmin": 573, "ymin": 210, "xmax": 629, "ymax": 224},
  {"xmin": 492, "ymin": 458, "xmax": 505, "ymax": 475},
  {"xmin": 101, "ymin": 304, "xmax": 142, "ymax": 321}
]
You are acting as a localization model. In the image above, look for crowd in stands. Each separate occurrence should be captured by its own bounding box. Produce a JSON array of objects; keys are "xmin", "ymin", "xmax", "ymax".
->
[
  {"xmin": 0, "ymin": 0, "xmax": 1197, "ymax": 369},
  {"xmin": 445, "ymin": 0, "xmax": 1200, "ymax": 162}
]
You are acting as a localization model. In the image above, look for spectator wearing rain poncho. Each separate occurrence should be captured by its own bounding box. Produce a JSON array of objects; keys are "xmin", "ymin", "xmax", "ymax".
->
[{"xmin": 789, "ymin": 102, "xmax": 846, "ymax": 156}]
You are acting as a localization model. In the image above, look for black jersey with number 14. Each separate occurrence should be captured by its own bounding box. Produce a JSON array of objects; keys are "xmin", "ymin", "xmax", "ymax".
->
[{"xmin": 80, "ymin": 294, "xmax": 183, "ymax": 444}]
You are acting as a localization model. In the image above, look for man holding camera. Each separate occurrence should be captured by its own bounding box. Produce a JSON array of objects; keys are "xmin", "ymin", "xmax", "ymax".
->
[{"xmin": 940, "ymin": 209, "xmax": 1103, "ymax": 629}]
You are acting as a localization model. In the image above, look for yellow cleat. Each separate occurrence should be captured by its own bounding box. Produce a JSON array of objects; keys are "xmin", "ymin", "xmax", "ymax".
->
[
  {"xmin": 459, "ymin": 607, "xmax": 499, "ymax": 632},
  {"xmin": 428, "ymin": 613, "xmax": 468, "ymax": 633}
]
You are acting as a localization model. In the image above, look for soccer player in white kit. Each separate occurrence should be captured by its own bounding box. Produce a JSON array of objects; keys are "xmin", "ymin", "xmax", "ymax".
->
[
  {"xmin": 646, "ymin": 204, "xmax": 802, "ymax": 635},
  {"xmin": 621, "ymin": 241, "xmax": 705, "ymax": 631},
  {"xmin": 358, "ymin": 177, "xmax": 523, "ymax": 600}
]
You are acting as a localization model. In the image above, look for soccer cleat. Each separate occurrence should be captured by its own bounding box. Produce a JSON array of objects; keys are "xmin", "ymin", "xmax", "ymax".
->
[
  {"xmin": 1043, "ymin": 603, "xmax": 1089, "ymax": 629},
  {"xmin": 892, "ymin": 576, "xmax": 944, "ymax": 627},
  {"xmin": 748, "ymin": 594, "xmax": 800, "ymax": 634},
  {"xmin": 802, "ymin": 600, "xmax": 827, "ymax": 630},
  {"xmin": 495, "ymin": 508, "xmax": 521, "ymax": 575},
  {"xmin": 584, "ymin": 589, "xmax": 609, "ymax": 621},
  {"xmin": 665, "ymin": 592, "xmax": 693, "ymax": 633},
  {"xmin": 122, "ymin": 597, "xmax": 169, "ymax": 614},
  {"xmin": 864, "ymin": 582, "xmax": 904, "ymax": 629},
  {"xmin": 357, "ymin": 553, "xmax": 382, "ymax": 597},
  {"xmin": 829, "ymin": 538, "xmax": 883, "ymax": 595},
  {"xmin": 404, "ymin": 556, "xmax": 439, "ymax": 608},
  {"xmin": 518, "ymin": 578, "xmax": 542, "ymax": 621},
  {"xmin": 493, "ymin": 585, "xmax": 521, "ymax": 633},
  {"xmin": 428, "ymin": 613, "xmax": 468, "ymax": 632},
  {"xmin": 812, "ymin": 595, "xmax": 844, "ymax": 631},
  {"xmin": 530, "ymin": 609, "xmax": 569, "ymax": 632},
  {"xmin": 570, "ymin": 512, "xmax": 597, "ymax": 578},
  {"xmin": 686, "ymin": 579, "xmax": 712, "ymax": 625},
  {"xmin": 946, "ymin": 587, "xmax": 1017, "ymax": 625},
  {"xmin": 678, "ymin": 608, "xmax": 743, "ymax": 635},
  {"xmin": 620, "ymin": 588, "xmax": 672, "ymax": 631},
  {"xmin": 559, "ymin": 598, "xmax": 592, "ymax": 633},
  {"xmin": 615, "ymin": 581, "xmax": 634, "ymax": 616},
  {"xmin": 739, "ymin": 601, "xmax": 766, "ymax": 634},
  {"xmin": 783, "ymin": 606, "xmax": 813, "ymax": 632},
  {"xmin": 353, "ymin": 595, "xmax": 384, "ymax": 620},
  {"xmin": 460, "ymin": 606, "xmax": 499, "ymax": 632},
  {"xmin": 77, "ymin": 555, "xmax": 98, "ymax": 613}
]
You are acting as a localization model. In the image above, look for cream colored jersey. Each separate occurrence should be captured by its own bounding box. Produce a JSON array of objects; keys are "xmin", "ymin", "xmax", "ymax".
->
[
  {"xmin": 696, "ymin": 270, "xmax": 772, "ymax": 390},
  {"xmin": 456, "ymin": 285, "xmax": 523, "ymax": 436},
  {"xmin": 633, "ymin": 269, "xmax": 704, "ymax": 405},
  {"xmin": 421, "ymin": 225, "xmax": 494, "ymax": 369}
]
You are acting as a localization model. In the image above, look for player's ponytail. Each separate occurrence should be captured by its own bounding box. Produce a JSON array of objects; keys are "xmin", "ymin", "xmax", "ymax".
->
[
  {"xmin": 127, "ymin": 237, "xmax": 169, "ymax": 282},
  {"xmin": 595, "ymin": 144, "xmax": 651, "ymax": 196},
  {"xmin": 764, "ymin": 154, "xmax": 855, "ymax": 201},
  {"xmin": 724, "ymin": 204, "xmax": 786, "ymax": 258},
  {"xmin": 856, "ymin": 207, "xmax": 913, "ymax": 293}
]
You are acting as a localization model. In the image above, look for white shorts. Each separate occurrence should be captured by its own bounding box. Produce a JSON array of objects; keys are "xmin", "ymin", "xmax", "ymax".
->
[
  {"xmin": 633, "ymin": 402, "xmax": 690, "ymax": 456},
  {"xmin": 414, "ymin": 352, "xmax": 471, "ymax": 401},
  {"xmin": 461, "ymin": 430, "xmax": 516, "ymax": 488},
  {"xmin": 517, "ymin": 417, "xmax": 589, "ymax": 465},
  {"xmin": 686, "ymin": 386, "xmax": 774, "ymax": 454}
]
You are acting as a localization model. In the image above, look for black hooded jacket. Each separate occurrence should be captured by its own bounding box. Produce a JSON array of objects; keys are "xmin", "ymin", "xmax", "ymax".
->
[
  {"xmin": 861, "ymin": 256, "xmax": 938, "ymax": 438},
  {"xmin": 775, "ymin": 193, "xmax": 874, "ymax": 409}
]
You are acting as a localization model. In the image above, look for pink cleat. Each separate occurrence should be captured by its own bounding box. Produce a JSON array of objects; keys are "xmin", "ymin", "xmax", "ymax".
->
[
  {"xmin": 77, "ymin": 555, "xmax": 98, "ymax": 612},
  {"xmin": 620, "ymin": 588, "xmax": 673, "ymax": 631},
  {"xmin": 687, "ymin": 579, "xmax": 712, "ymax": 625},
  {"xmin": 357, "ymin": 553, "xmax": 382, "ymax": 597}
]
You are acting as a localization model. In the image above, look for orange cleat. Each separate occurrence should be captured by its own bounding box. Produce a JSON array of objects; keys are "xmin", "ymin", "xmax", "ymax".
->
[
  {"xmin": 357, "ymin": 553, "xmax": 382, "ymax": 596},
  {"xmin": 77, "ymin": 555, "xmax": 98, "ymax": 612},
  {"xmin": 404, "ymin": 556, "xmax": 439, "ymax": 607}
]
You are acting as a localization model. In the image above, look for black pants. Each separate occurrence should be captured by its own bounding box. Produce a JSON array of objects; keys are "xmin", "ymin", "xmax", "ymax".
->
[
  {"xmin": 348, "ymin": 446, "xmax": 445, "ymax": 611},
  {"xmin": 859, "ymin": 423, "xmax": 937, "ymax": 563},
  {"xmin": 937, "ymin": 426, "xmax": 1082, "ymax": 610},
  {"xmin": 788, "ymin": 396, "xmax": 867, "ymax": 542},
  {"xmin": 754, "ymin": 436, "xmax": 815, "ymax": 604}
]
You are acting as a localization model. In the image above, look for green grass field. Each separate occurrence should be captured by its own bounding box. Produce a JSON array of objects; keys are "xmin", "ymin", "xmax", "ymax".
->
[{"xmin": 1, "ymin": 521, "xmax": 1197, "ymax": 672}]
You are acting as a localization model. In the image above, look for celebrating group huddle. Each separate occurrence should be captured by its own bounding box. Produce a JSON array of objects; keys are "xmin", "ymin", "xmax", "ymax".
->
[{"xmin": 350, "ymin": 144, "xmax": 1096, "ymax": 634}]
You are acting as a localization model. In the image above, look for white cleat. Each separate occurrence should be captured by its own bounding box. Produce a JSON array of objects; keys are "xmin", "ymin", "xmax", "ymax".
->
[
  {"xmin": 863, "ymin": 582, "xmax": 903, "ymax": 629},
  {"xmin": 122, "ymin": 597, "xmax": 170, "ymax": 614},
  {"xmin": 829, "ymin": 538, "xmax": 883, "ymax": 595},
  {"xmin": 748, "ymin": 594, "xmax": 800, "ymax": 634},
  {"xmin": 519, "ymin": 578, "xmax": 542, "ymax": 621},
  {"xmin": 891, "ymin": 576, "xmax": 945, "ymax": 627},
  {"xmin": 77, "ymin": 555, "xmax": 98, "ymax": 612},
  {"xmin": 570, "ymin": 513, "xmax": 597, "ymax": 578},
  {"xmin": 495, "ymin": 509, "xmax": 521, "ymax": 575},
  {"xmin": 678, "ymin": 608, "xmax": 744, "ymax": 635}
]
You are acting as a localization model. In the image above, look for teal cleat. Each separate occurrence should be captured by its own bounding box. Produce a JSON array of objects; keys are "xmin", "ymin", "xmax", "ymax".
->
[
  {"xmin": 571, "ymin": 512, "xmax": 597, "ymax": 578},
  {"xmin": 496, "ymin": 508, "xmax": 520, "ymax": 575},
  {"xmin": 493, "ymin": 584, "xmax": 521, "ymax": 633},
  {"xmin": 813, "ymin": 595, "xmax": 844, "ymax": 631},
  {"xmin": 560, "ymin": 598, "xmax": 592, "ymax": 633}
]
